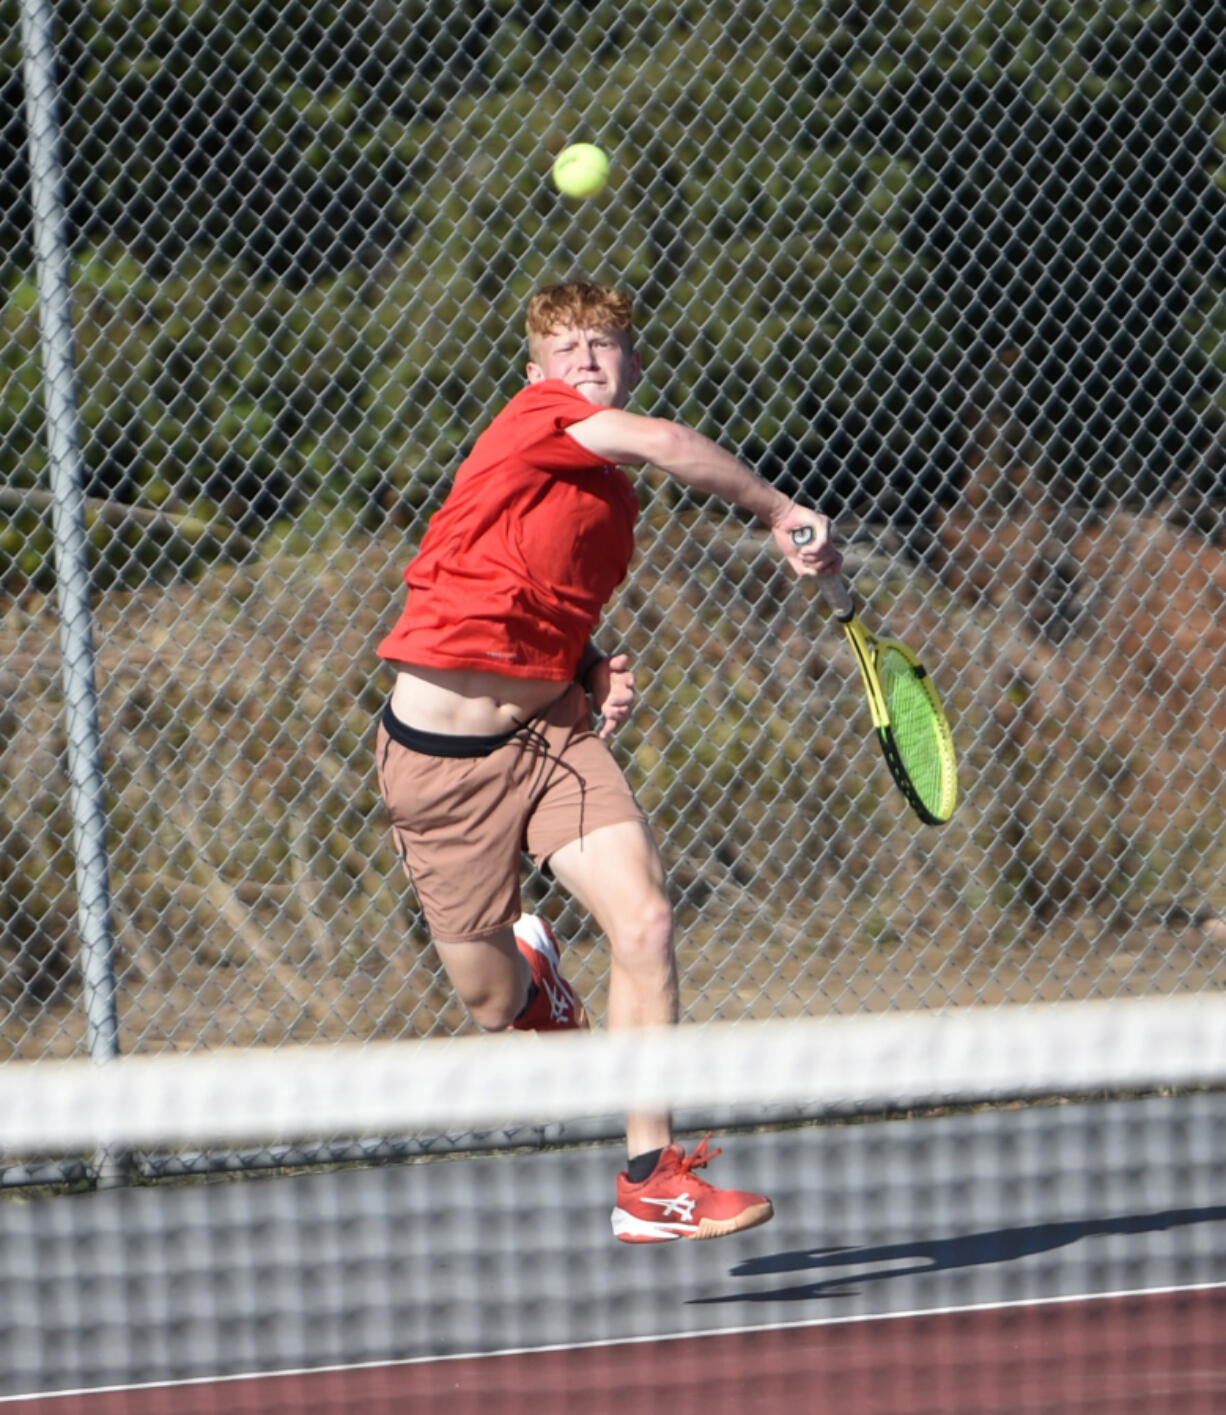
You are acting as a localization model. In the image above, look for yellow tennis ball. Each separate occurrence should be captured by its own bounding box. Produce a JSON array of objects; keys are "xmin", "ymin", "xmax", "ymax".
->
[{"xmin": 552, "ymin": 143, "xmax": 610, "ymax": 199}]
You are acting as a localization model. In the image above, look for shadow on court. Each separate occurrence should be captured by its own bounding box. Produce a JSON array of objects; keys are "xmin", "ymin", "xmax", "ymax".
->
[{"xmin": 690, "ymin": 1205, "xmax": 1226, "ymax": 1304}]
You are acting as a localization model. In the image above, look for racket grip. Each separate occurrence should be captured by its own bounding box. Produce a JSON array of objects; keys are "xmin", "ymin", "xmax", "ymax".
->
[
  {"xmin": 817, "ymin": 574, "xmax": 855, "ymax": 620},
  {"xmin": 789, "ymin": 526, "xmax": 855, "ymax": 620}
]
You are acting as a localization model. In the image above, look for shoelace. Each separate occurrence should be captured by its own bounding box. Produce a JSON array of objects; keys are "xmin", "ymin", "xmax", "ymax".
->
[{"xmin": 677, "ymin": 1135, "xmax": 723, "ymax": 1183}]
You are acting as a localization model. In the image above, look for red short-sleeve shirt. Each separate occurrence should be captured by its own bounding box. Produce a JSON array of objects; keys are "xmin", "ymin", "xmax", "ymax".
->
[{"xmin": 377, "ymin": 380, "xmax": 640, "ymax": 681}]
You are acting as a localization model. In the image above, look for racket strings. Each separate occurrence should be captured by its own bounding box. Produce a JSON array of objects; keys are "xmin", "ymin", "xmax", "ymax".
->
[{"xmin": 878, "ymin": 648, "xmax": 956, "ymax": 820}]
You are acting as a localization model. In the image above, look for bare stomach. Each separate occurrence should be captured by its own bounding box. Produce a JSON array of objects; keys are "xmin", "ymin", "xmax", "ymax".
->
[{"xmin": 386, "ymin": 663, "xmax": 571, "ymax": 735}]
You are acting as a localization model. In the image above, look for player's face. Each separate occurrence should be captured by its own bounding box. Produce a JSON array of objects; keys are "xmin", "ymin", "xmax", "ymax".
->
[{"xmin": 526, "ymin": 325, "xmax": 641, "ymax": 409}]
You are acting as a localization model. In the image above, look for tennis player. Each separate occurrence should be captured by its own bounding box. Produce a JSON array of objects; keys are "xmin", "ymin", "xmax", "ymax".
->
[{"xmin": 376, "ymin": 279, "xmax": 841, "ymax": 1243}]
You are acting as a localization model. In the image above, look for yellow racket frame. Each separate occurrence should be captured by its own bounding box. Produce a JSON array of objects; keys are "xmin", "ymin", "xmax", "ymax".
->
[
  {"xmin": 840, "ymin": 610, "xmax": 958, "ymax": 825},
  {"xmin": 790, "ymin": 529, "xmax": 957, "ymax": 825}
]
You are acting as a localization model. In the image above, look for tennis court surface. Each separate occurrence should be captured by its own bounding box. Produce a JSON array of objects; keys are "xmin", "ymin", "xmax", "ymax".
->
[{"xmin": 2, "ymin": 1000, "xmax": 1225, "ymax": 1413}]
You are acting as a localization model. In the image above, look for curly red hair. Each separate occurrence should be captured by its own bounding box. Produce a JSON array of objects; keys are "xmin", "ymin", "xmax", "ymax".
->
[{"xmin": 526, "ymin": 281, "xmax": 635, "ymax": 352}]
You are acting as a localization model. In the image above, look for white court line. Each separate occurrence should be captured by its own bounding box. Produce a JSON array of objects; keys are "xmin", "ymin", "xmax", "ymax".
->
[{"xmin": 4, "ymin": 1277, "xmax": 1225, "ymax": 1405}]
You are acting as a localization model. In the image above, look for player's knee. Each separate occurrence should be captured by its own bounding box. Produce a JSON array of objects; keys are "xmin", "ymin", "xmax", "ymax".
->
[
  {"xmin": 466, "ymin": 994, "xmax": 521, "ymax": 1032},
  {"xmin": 459, "ymin": 976, "xmax": 527, "ymax": 1032},
  {"xmin": 611, "ymin": 894, "xmax": 675, "ymax": 980}
]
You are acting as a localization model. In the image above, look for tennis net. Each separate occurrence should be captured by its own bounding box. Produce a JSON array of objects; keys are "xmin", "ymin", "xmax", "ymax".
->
[{"xmin": 2, "ymin": 995, "xmax": 1225, "ymax": 1414}]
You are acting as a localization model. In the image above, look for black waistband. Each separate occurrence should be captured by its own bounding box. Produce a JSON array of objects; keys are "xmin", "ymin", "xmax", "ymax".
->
[{"xmin": 380, "ymin": 702, "xmax": 526, "ymax": 758}]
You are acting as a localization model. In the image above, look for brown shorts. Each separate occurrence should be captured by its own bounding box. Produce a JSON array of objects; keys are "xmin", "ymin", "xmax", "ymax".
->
[{"xmin": 375, "ymin": 682, "xmax": 648, "ymax": 943}]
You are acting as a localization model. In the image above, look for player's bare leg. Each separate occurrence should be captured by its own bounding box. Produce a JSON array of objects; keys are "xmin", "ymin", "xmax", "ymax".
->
[
  {"xmin": 431, "ymin": 927, "xmax": 529, "ymax": 1031},
  {"xmin": 548, "ymin": 819, "xmax": 677, "ymax": 1157},
  {"xmin": 550, "ymin": 818, "xmax": 773, "ymax": 1242}
]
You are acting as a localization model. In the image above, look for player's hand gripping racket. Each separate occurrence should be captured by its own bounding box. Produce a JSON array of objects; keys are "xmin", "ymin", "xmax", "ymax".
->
[{"xmin": 791, "ymin": 527, "xmax": 958, "ymax": 825}]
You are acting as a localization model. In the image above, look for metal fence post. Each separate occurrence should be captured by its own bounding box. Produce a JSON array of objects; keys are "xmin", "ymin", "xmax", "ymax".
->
[{"xmin": 19, "ymin": 0, "xmax": 125, "ymax": 1185}]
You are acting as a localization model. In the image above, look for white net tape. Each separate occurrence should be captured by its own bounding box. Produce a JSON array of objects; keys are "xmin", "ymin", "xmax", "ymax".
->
[{"xmin": 4, "ymin": 994, "xmax": 1226, "ymax": 1156}]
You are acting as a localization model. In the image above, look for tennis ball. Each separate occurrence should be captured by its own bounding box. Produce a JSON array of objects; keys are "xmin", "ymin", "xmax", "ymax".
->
[{"xmin": 552, "ymin": 143, "xmax": 610, "ymax": 199}]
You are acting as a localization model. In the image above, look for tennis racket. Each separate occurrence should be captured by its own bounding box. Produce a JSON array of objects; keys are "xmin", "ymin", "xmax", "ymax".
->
[{"xmin": 791, "ymin": 527, "xmax": 958, "ymax": 825}]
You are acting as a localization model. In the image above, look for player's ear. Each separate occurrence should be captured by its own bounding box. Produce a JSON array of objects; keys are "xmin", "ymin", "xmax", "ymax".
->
[{"xmin": 526, "ymin": 330, "xmax": 546, "ymax": 384}]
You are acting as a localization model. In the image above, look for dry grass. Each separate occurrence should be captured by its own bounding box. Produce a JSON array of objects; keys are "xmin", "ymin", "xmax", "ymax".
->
[{"xmin": 3, "ymin": 499, "xmax": 1225, "ymax": 1060}]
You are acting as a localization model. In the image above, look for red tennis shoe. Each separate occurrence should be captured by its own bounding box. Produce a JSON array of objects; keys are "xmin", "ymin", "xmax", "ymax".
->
[
  {"xmin": 510, "ymin": 914, "xmax": 588, "ymax": 1032},
  {"xmin": 611, "ymin": 1137, "xmax": 774, "ymax": 1243}
]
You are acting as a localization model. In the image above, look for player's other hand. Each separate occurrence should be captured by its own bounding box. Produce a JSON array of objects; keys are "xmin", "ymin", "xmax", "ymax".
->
[
  {"xmin": 588, "ymin": 653, "xmax": 636, "ymax": 739},
  {"xmin": 773, "ymin": 509, "xmax": 842, "ymax": 578}
]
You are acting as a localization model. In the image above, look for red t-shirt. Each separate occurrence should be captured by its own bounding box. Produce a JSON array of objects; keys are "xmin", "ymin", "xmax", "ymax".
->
[{"xmin": 377, "ymin": 380, "xmax": 640, "ymax": 681}]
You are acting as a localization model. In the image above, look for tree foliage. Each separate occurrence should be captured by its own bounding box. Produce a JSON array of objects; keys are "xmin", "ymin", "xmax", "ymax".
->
[{"xmin": 2, "ymin": 0, "xmax": 1224, "ymax": 592}]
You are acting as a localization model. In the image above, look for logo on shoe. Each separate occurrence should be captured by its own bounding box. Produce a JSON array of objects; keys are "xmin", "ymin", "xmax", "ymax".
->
[
  {"xmin": 541, "ymin": 975, "xmax": 575, "ymax": 1024},
  {"xmin": 640, "ymin": 1192, "xmax": 696, "ymax": 1222}
]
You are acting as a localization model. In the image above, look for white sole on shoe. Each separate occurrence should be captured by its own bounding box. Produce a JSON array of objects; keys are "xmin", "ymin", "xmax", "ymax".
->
[
  {"xmin": 512, "ymin": 913, "xmax": 589, "ymax": 1030},
  {"xmin": 610, "ymin": 1201, "xmax": 774, "ymax": 1243},
  {"xmin": 513, "ymin": 912, "xmax": 558, "ymax": 959}
]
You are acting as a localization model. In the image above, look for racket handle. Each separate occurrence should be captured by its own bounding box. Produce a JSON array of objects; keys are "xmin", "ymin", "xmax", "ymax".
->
[
  {"xmin": 817, "ymin": 574, "xmax": 855, "ymax": 621},
  {"xmin": 789, "ymin": 526, "xmax": 855, "ymax": 620}
]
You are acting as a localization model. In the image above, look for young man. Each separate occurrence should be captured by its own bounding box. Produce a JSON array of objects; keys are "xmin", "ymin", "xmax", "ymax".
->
[{"xmin": 376, "ymin": 280, "xmax": 841, "ymax": 1243}]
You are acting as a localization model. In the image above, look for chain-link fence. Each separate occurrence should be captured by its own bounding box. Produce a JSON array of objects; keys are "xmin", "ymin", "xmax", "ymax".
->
[{"xmin": 3, "ymin": 1, "xmax": 1225, "ymax": 1067}]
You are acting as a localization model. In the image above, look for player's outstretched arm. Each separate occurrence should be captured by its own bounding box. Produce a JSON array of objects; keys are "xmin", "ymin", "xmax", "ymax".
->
[{"xmin": 568, "ymin": 410, "xmax": 842, "ymax": 579}]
